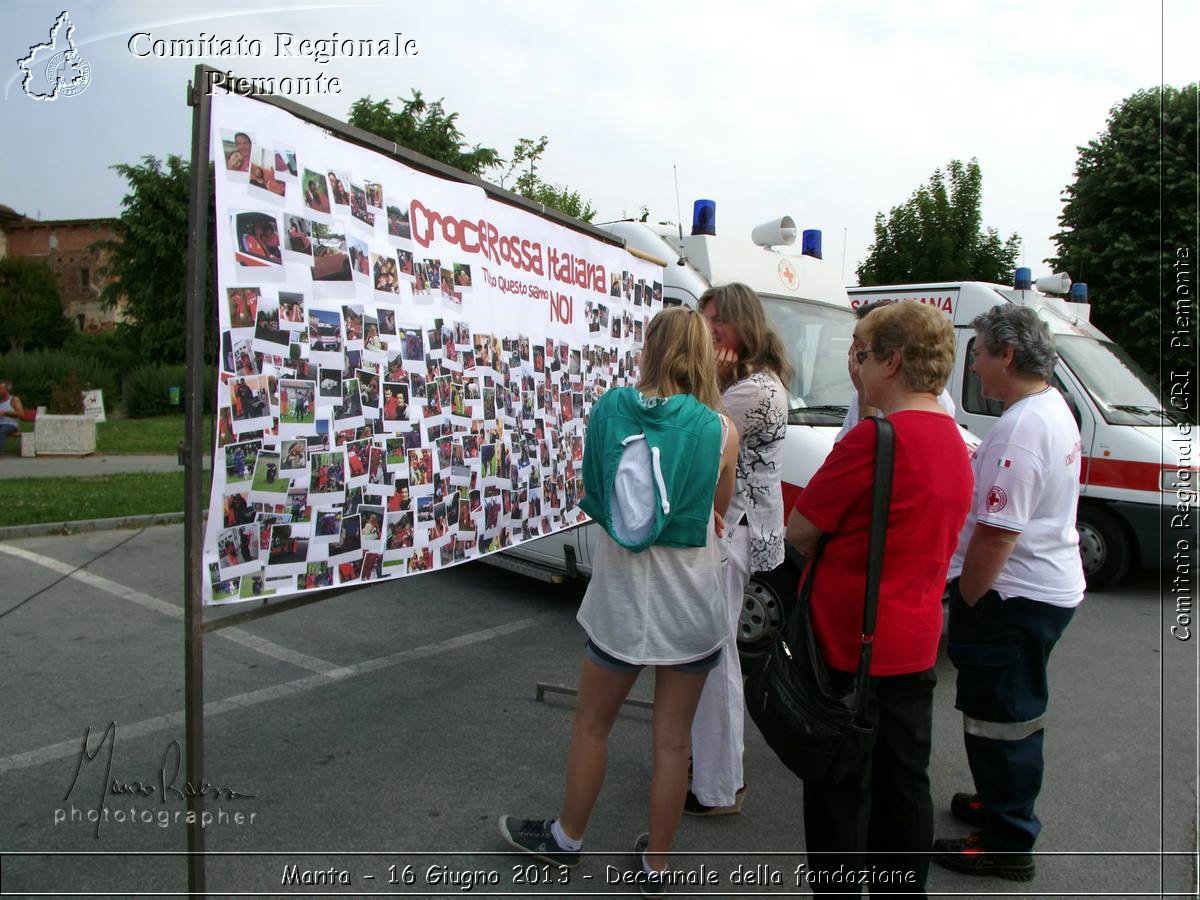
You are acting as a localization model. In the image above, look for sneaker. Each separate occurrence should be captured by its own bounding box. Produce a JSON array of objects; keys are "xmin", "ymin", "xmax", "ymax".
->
[
  {"xmin": 950, "ymin": 791, "xmax": 987, "ymax": 827},
  {"xmin": 932, "ymin": 833, "xmax": 1035, "ymax": 881},
  {"xmin": 633, "ymin": 832, "xmax": 665, "ymax": 899},
  {"xmin": 683, "ymin": 785, "xmax": 746, "ymax": 817},
  {"xmin": 497, "ymin": 816, "xmax": 581, "ymax": 867}
]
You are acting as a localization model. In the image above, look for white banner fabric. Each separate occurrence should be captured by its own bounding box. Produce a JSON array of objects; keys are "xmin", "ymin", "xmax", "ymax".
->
[{"xmin": 205, "ymin": 91, "xmax": 662, "ymax": 605}]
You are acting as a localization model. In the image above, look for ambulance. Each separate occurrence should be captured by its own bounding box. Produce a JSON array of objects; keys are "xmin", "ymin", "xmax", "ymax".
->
[
  {"xmin": 496, "ymin": 201, "xmax": 892, "ymax": 660},
  {"xmin": 848, "ymin": 275, "xmax": 1194, "ymax": 591}
]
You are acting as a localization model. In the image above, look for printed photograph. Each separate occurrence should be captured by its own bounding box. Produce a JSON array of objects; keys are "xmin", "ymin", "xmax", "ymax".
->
[
  {"xmin": 253, "ymin": 301, "xmax": 289, "ymax": 351},
  {"xmin": 226, "ymin": 287, "xmax": 260, "ymax": 330},
  {"xmin": 224, "ymin": 439, "xmax": 261, "ymax": 482},
  {"xmin": 350, "ymin": 183, "xmax": 374, "ymax": 226},
  {"xmin": 249, "ymin": 146, "xmax": 286, "ymax": 197},
  {"xmin": 308, "ymin": 308, "xmax": 342, "ymax": 352},
  {"xmin": 327, "ymin": 170, "xmax": 351, "ymax": 207},
  {"xmin": 387, "ymin": 202, "xmax": 411, "ymax": 240},
  {"xmin": 302, "ymin": 168, "xmax": 331, "ymax": 214},
  {"xmin": 348, "ymin": 236, "xmax": 370, "ymax": 277},
  {"xmin": 284, "ymin": 215, "xmax": 313, "ymax": 256},
  {"xmin": 279, "ymin": 291, "xmax": 306, "ymax": 330},
  {"xmin": 309, "ymin": 451, "xmax": 346, "ymax": 496},
  {"xmin": 221, "ymin": 129, "xmax": 253, "ymax": 173},
  {"xmin": 229, "ymin": 375, "xmax": 271, "ymax": 423},
  {"xmin": 372, "ymin": 252, "xmax": 400, "ymax": 294},
  {"xmin": 310, "ymin": 223, "xmax": 351, "ymax": 281},
  {"xmin": 232, "ymin": 211, "xmax": 282, "ymax": 267},
  {"xmin": 279, "ymin": 379, "xmax": 317, "ymax": 425},
  {"xmin": 267, "ymin": 525, "xmax": 309, "ymax": 568},
  {"xmin": 274, "ymin": 146, "xmax": 298, "ymax": 178}
]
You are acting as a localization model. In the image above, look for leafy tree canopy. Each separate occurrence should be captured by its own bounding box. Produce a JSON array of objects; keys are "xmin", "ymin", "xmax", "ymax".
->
[
  {"xmin": 95, "ymin": 155, "xmax": 215, "ymax": 364},
  {"xmin": 0, "ymin": 257, "xmax": 70, "ymax": 353},
  {"xmin": 1049, "ymin": 84, "xmax": 1198, "ymax": 385},
  {"xmin": 349, "ymin": 93, "xmax": 596, "ymax": 222},
  {"xmin": 857, "ymin": 158, "xmax": 1021, "ymax": 286},
  {"xmin": 347, "ymin": 90, "xmax": 503, "ymax": 177}
]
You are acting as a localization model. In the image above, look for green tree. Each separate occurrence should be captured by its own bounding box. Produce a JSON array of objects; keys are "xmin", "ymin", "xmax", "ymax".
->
[
  {"xmin": 857, "ymin": 159, "xmax": 1021, "ymax": 286},
  {"xmin": 500, "ymin": 136, "xmax": 597, "ymax": 222},
  {"xmin": 1049, "ymin": 84, "xmax": 1198, "ymax": 385},
  {"xmin": 347, "ymin": 90, "xmax": 503, "ymax": 176},
  {"xmin": 0, "ymin": 257, "xmax": 70, "ymax": 352},
  {"xmin": 349, "ymin": 94, "xmax": 596, "ymax": 222},
  {"xmin": 95, "ymin": 155, "xmax": 215, "ymax": 364}
]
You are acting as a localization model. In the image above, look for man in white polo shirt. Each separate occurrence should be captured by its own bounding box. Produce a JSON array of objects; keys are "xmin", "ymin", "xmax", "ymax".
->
[{"xmin": 933, "ymin": 305, "xmax": 1085, "ymax": 883}]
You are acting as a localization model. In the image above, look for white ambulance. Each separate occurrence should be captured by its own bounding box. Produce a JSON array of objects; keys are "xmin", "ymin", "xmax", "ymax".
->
[
  {"xmin": 496, "ymin": 203, "xmax": 886, "ymax": 659},
  {"xmin": 848, "ymin": 275, "xmax": 1194, "ymax": 590}
]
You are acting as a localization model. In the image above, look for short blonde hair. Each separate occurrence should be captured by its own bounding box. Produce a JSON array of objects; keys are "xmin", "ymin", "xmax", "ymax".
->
[
  {"xmin": 638, "ymin": 306, "xmax": 724, "ymax": 412},
  {"xmin": 859, "ymin": 302, "xmax": 955, "ymax": 394}
]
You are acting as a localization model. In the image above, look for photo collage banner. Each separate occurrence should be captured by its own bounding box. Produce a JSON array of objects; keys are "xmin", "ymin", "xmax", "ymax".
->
[{"xmin": 205, "ymin": 91, "xmax": 663, "ymax": 605}]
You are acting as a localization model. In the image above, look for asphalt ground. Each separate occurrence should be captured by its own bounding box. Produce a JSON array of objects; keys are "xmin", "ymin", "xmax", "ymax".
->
[{"xmin": 0, "ymin": 524, "xmax": 1195, "ymax": 898}]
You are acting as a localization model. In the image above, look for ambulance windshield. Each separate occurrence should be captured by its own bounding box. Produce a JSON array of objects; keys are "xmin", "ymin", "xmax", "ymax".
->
[
  {"xmin": 760, "ymin": 296, "xmax": 856, "ymax": 426},
  {"xmin": 1056, "ymin": 335, "xmax": 1184, "ymax": 426}
]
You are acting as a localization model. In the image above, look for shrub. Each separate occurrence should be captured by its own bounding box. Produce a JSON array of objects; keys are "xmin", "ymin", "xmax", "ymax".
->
[
  {"xmin": 62, "ymin": 329, "xmax": 138, "ymax": 375},
  {"xmin": 123, "ymin": 365, "xmax": 215, "ymax": 418},
  {"xmin": 0, "ymin": 351, "xmax": 118, "ymax": 411},
  {"xmin": 49, "ymin": 373, "xmax": 85, "ymax": 414}
]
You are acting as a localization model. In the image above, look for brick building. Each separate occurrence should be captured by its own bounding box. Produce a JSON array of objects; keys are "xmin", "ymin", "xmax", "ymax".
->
[{"xmin": 0, "ymin": 203, "xmax": 125, "ymax": 331}]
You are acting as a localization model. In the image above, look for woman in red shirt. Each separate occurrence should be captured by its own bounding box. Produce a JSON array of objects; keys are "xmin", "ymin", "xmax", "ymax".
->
[{"xmin": 785, "ymin": 301, "xmax": 973, "ymax": 897}]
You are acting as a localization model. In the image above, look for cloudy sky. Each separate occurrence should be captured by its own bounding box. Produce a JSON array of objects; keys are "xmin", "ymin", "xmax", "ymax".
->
[{"xmin": 3, "ymin": 1, "xmax": 1195, "ymax": 284}]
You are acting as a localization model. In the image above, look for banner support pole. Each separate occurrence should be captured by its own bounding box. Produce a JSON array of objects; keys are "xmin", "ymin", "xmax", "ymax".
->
[{"xmin": 183, "ymin": 65, "xmax": 213, "ymax": 898}]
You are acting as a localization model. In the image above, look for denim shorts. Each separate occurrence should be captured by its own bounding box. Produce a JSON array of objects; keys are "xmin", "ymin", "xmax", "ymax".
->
[{"xmin": 585, "ymin": 639, "xmax": 722, "ymax": 675}]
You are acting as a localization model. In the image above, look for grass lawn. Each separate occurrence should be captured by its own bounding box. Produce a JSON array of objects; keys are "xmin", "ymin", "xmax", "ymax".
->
[
  {"xmin": 2, "ymin": 416, "xmax": 213, "ymax": 456},
  {"xmin": 97, "ymin": 416, "xmax": 213, "ymax": 454},
  {"xmin": 0, "ymin": 472, "xmax": 211, "ymax": 528}
]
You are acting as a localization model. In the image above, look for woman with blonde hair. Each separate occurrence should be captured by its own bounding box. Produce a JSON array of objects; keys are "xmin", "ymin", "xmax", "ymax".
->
[
  {"xmin": 690, "ymin": 282, "xmax": 792, "ymax": 816},
  {"xmin": 786, "ymin": 300, "xmax": 973, "ymax": 897},
  {"xmin": 501, "ymin": 306, "xmax": 739, "ymax": 896}
]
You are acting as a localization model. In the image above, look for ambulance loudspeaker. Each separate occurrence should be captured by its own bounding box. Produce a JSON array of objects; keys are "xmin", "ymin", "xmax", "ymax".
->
[
  {"xmin": 1036, "ymin": 272, "xmax": 1072, "ymax": 295},
  {"xmin": 751, "ymin": 217, "xmax": 797, "ymax": 248}
]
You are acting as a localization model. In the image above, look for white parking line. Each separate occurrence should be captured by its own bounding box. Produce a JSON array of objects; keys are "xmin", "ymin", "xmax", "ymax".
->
[
  {"xmin": 0, "ymin": 543, "xmax": 340, "ymax": 675},
  {"xmin": 0, "ymin": 615, "xmax": 547, "ymax": 774}
]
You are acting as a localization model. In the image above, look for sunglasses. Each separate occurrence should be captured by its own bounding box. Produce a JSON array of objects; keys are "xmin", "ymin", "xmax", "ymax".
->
[{"xmin": 854, "ymin": 347, "xmax": 887, "ymax": 365}]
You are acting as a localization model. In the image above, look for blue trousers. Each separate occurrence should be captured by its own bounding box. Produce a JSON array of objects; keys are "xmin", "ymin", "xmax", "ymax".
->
[{"xmin": 947, "ymin": 581, "xmax": 1075, "ymax": 851}]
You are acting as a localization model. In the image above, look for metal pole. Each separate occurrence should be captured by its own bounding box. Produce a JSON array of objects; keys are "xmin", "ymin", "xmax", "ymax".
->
[{"xmin": 183, "ymin": 65, "xmax": 213, "ymax": 898}]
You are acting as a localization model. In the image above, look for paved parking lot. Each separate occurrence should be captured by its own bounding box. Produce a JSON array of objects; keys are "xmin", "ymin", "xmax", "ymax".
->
[{"xmin": 0, "ymin": 524, "xmax": 1195, "ymax": 897}]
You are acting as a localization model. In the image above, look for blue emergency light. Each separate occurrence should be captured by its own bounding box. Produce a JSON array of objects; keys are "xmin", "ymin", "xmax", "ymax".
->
[
  {"xmin": 802, "ymin": 229, "xmax": 822, "ymax": 259},
  {"xmin": 1070, "ymin": 283, "xmax": 1088, "ymax": 302},
  {"xmin": 692, "ymin": 199, "xmax": 716, "ymax": 236},
  {"xmin": 1014, "ymin": 267, "xmax": 1032, "ymax": 290}
]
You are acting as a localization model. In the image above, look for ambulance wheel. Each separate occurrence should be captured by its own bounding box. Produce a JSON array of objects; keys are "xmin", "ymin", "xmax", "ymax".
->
[
  {"xmin": 1076, "ymin": 503, "xmax": 1131, "ymax": 591},
  {"xmin": 738, "ymin": 558, "xmax": 799, "ymax": 667}
]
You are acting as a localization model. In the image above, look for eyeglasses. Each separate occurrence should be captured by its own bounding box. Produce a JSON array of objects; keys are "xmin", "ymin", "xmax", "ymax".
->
[{"xmin": 854, "ymin": 347, "xmax": 887, "ymax": 365}]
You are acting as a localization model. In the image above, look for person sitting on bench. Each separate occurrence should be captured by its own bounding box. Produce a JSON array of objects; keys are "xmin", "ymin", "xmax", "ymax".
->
[{"xmin": 0, "ymin": 380, "xmax": 26, "ymax": 442}]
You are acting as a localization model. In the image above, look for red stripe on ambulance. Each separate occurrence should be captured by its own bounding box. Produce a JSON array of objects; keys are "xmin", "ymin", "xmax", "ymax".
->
[{"xmin": 1081, "ymin": 457, "xmax": 1161, "ymax": 492}]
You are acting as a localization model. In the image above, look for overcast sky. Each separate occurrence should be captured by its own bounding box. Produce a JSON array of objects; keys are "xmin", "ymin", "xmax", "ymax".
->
[{"xmin": 3, "ymin": 1, "xmax": 1195, "ymax": 285}]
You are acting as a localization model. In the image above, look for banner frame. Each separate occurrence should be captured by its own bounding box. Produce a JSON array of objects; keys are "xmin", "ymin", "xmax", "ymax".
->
[{"xmin": 182, "ymin": 63, "xmax": 643, "ymax": 894}]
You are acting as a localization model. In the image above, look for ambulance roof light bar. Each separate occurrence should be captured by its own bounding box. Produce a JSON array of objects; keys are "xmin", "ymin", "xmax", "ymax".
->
[{"xmin": 692, "ymin": 199, "xmax": 716, "ymax": 236}]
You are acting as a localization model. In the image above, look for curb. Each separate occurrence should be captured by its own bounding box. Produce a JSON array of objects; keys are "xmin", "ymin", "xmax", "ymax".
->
[{"xmin": 0, "ymin": 512, "xmax": 186, "ymax": 541}]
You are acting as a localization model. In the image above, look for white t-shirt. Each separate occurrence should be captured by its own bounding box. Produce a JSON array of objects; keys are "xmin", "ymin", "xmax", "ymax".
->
[
  {"xmin": 835, "ymin": 389, "xmax": 959, "ymax": 443},
  {"xmin": 947, "ymin": 388, "xmax": 1086, "ymax": 607}
]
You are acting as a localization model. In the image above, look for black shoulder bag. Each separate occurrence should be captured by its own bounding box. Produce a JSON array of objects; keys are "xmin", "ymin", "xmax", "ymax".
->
[{"xmin": 743, "ymin": 416, "xmax": 894, "ymax": 783}]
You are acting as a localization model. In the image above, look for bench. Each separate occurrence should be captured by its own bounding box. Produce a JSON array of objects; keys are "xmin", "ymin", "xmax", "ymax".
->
[{"xmin": 4, "ymin": 408, "xmax": 37, "ymax": 457}]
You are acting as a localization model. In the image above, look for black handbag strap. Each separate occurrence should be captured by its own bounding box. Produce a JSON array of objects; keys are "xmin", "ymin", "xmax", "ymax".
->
[{"xmin": 851, "ymin": 416, "xmax": 895, "ymax": 725}]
